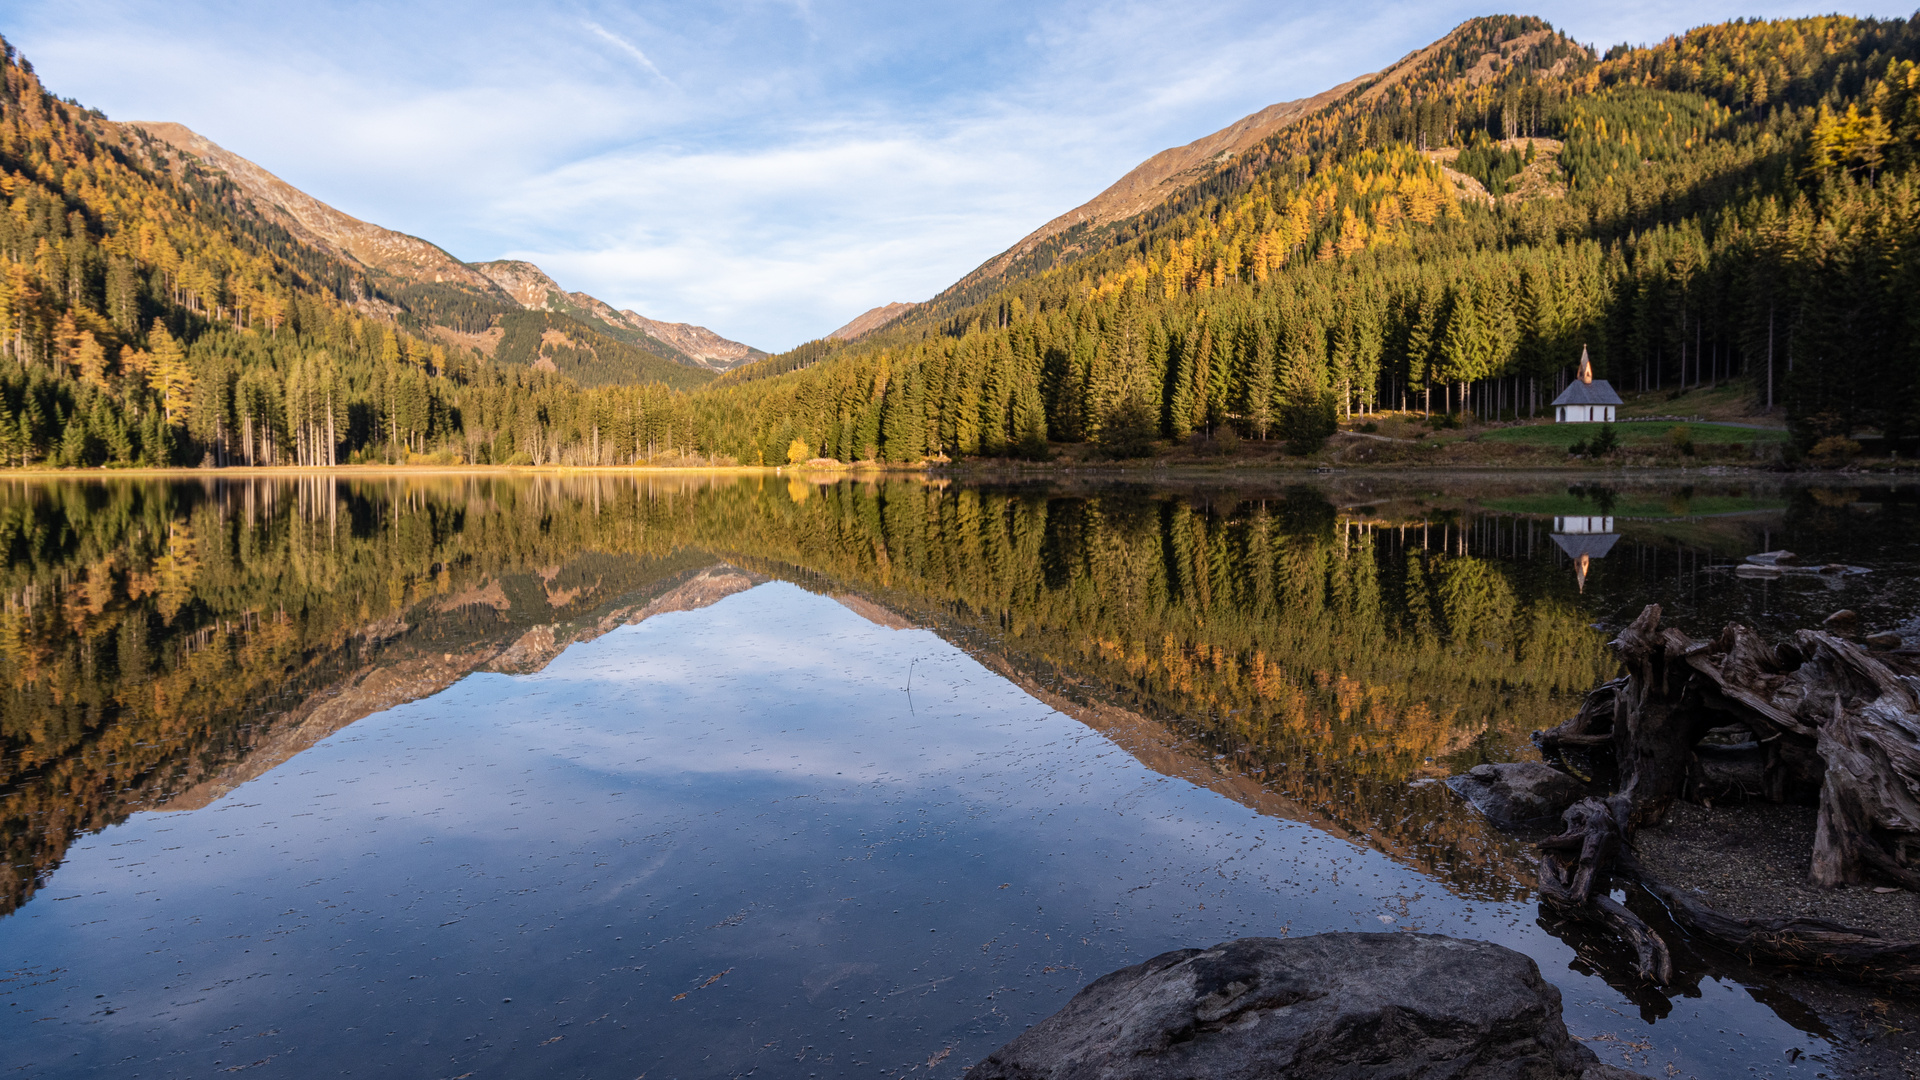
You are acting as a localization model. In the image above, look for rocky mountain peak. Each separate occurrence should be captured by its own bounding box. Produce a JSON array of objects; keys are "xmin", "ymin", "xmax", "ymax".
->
[{"xmin": 829, "ymin": 302, "xmax": 916, "ymax": 342}]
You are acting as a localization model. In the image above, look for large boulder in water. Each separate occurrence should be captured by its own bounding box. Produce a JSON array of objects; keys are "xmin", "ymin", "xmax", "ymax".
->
[
  {"xmin": 969, "ymin": 933, "xmax": 1642, "ymax": 1080},
  {"xmin": 1446, "ymin": 762, "xmax": 1588, "ymax": 829}
]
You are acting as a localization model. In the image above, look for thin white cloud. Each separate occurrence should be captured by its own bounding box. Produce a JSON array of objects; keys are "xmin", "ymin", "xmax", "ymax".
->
[{"xmin": 583, "ymin": 20, "xmax": 677, "ymax": 88}]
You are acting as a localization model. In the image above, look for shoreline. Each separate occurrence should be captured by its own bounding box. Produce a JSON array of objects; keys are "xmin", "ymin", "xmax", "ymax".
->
[
  {"xmin": 0, "ymin": 462, "xmax": 921, "ymax": 480},
  {"xmin": 0, "ymin": 458, "xmax": 1914, "ymax": 481},
  {"xmin": 932, "ymin": 460, "xmax": 1920, "ymax": 482}
]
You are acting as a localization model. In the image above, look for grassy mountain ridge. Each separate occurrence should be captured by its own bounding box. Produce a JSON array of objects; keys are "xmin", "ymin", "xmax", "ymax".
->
[
  {"xmin": 128, "ymin": 121, "xmax": 517, "ymax": 317},
  {"xmin": 829, "ymin": 302, "xmax": 916, "ymax": 341}
]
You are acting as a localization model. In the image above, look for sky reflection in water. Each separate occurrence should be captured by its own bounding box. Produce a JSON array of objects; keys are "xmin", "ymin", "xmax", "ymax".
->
[{"xmin": 2, "ymin": 574, "xmax": 1815, "ymax": 1079}]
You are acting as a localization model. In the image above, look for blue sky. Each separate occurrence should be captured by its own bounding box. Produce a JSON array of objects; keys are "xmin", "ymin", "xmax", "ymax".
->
[{"xmin": 6, "ymin": 1, "xmax": 1911, "ymax": 350}]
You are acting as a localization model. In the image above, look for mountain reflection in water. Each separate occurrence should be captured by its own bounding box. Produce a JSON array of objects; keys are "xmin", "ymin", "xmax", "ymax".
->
[{"xmin": 1, "ymin": 473, "xmax": 1915, "ymax": 1078}]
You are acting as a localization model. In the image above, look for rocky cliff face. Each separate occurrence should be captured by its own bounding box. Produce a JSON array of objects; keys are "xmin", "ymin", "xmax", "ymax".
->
[{"xmin": 467, "ymin": 258, "xmax": 568, "ymax": 309}]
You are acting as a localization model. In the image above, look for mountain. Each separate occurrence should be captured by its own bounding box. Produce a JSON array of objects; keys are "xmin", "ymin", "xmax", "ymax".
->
[
  {"xmin": 0, "ymin": 39, "xmax": 724, "ymax": 468},
  {"xmin": 130, "ymin": 123, "xmax": 757, "ymax": 373},
  {"xmin": 469, "ymin": 260, "xmax": 763, "ymax": 372},
  {"xmin": 958, "ymin": 81, "xmax": 1368, "ymax": 289},
  {"xmin": 996, "ymin": 24, "xmax": 1576, "ymax": 269},
  {"xmin": 487, "ymin": 310, "xmax": 718, "ymax": 391},
  {"xmin": 829, "ymin": 302, "xmax": 916, "ymax": 341},
  {"xmin": 815, "ymin": 76, "xmax": 1380, "ymax": 345},
  {"xmin": 732, "ymin": 18, "xmax": 1584, "ymax": 373},
  {"xmin": 698, "ymin": 13, "xmax": 1920, "ymax": 464},
  {"xmin": 906, "ymin": 20, "xmax": 1581, "ymax": 327},
  {"xmin": 817, "ymin": 23, "xmax": 1562, "ymax": 348}
]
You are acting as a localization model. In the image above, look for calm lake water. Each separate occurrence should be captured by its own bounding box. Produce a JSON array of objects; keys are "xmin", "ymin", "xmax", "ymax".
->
[{"xmin": 1, "ymin": 471, "xmax": 1915, "ymax": 1079}]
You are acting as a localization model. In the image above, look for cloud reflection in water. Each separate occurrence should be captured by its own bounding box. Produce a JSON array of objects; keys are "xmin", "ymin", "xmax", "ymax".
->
[{"xmin": 0, "ymin": 580, "xmax": 1802, "ymax": 1078}]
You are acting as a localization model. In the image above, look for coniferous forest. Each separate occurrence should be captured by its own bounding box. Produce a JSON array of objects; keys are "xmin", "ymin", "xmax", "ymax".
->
[{"xmin": 3, "ymin": 14, "xmax": 1919, "ymax": 468}]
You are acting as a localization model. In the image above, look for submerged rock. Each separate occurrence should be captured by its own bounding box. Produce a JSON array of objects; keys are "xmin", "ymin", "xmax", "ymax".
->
[
  {"xmin": 1446, "ymin": 761, "xmax": 1587, "ymax": 829},
  {"xmin": 970, "ymin": 933, "xmax": 1641, "ymax": 1079}
]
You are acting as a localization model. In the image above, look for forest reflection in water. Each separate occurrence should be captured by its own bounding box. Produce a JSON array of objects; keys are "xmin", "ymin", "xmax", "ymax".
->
[{"xmin": 0, "ymin": 471, "xmax": 1915, "ymax": 1078}]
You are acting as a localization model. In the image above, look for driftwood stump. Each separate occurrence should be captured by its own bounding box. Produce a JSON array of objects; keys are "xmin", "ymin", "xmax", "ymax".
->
[
  {"xmin": 1532, "ymin": 604, "xmax": 1920, "ymax": 984},
  {"xmin": 1535, "ymin": 795, "xmax": 1673, "ymax": 984}
]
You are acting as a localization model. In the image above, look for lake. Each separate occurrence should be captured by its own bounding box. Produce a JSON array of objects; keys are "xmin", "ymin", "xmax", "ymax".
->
[{"xmin": 1, "ymin": 471, "xmax": 1914, "ymax": 1079}]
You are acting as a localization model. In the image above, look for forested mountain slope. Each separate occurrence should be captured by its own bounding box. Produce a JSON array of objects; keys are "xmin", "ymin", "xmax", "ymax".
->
[
  {"xmin": 702, "ymin": 14, "xmax": 1920, "ymax": 465},
  {"xmin": 489, "ymin": 309, "xmax": 716, "ymax": 391},
  {"xmin": 890, "ymin": 19, "xmax": 1591, "ymax": 333},
  {"xmin": 132, "ymin": 122, "xmax": 758, "ymax": 373},
  {"xmin": 931, "ymin": 75, "xmax": 1373, "ymax": 319},
  {"xmin": 0, "ymin": 39, "xmax": 718, "ymax": 466}
]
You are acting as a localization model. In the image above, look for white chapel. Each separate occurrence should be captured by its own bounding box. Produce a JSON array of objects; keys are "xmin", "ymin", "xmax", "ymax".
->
[{"xmin": 1550, "ymin": 346, "xmax": 1621, "ymax": 423}]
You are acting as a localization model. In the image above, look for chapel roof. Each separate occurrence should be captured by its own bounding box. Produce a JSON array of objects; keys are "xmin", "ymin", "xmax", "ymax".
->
[
  {"xmin": 1550, "ymin": 532, "xmax": 1621, "ymax": 560},
  {"xmin": 1553, "ymin": 380, "xmax": 1623, "ymax": 406},
  {"xmin": 1550, "ymin": 345, "xmax": 1623, "ymax": 406}
]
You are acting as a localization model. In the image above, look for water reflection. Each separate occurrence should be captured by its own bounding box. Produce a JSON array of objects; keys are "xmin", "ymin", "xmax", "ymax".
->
[
  {"xmin": 1550, "ymin": 515, "xmax": 1618, "ymax": 593},
  {"xmin": 1, "ymin": 473, "xmax": 1915, "ymax": 1078}
]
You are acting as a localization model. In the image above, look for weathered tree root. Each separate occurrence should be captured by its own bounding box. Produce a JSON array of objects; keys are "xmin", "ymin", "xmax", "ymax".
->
[
  {"xmin": 1535, "ymin": 797, "xmax": 1920, "ymax": 985},
  {"xmin": 1628, "ymin": 854, "xmax": 1920, "ymax": 983},
  {"xmin": 1536, "ymin": 797, "xmax": 1672, "ymax": 984},
  {"xmin": 1532, "ymin": 604, "xmax": 1920, "ymax": 985}
]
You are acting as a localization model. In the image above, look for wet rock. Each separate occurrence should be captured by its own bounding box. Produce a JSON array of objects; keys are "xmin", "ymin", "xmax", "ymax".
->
[
  {"xmin": 1746, "ymin": 549, "xmax": 1800, "ymax": 566},
  {"xmin": 1824, "ymin": 609, "xmax": 1858, "ymax": 627},
  {"xmin": 1446, "ymin": 762, "xmax": 1587, "ymax": 829},
  {"xmin": 1867, "ymin": 631, "xmax": 1903, "ymax": 650},
  {"xmin": 969, "ymin": 933, "xmax": 1643, "ymax": 1080}
]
